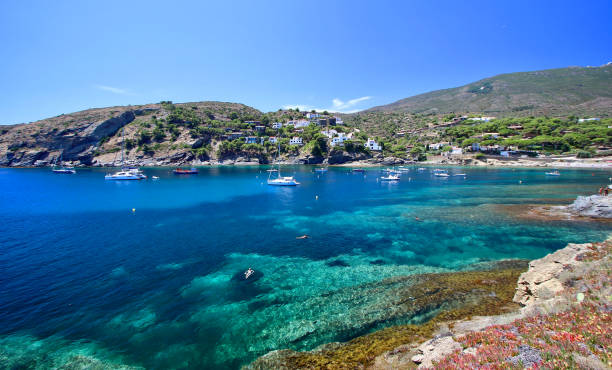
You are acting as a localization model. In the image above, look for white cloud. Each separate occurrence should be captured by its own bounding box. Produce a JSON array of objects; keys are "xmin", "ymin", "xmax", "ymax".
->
[
  {"xmin": 283, "ymin": 96, "xmax": 372, "ymax": 113},
  {"xmin": 94, "ymin": 85, "xmax": 132, "ymax": 95},
  {"xmin": 332, "ymin": 96, "xmax": 371, "ymax": 111}
]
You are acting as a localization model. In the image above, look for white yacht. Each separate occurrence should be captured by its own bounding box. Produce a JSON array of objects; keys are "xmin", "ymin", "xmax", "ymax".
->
[
  {"xmin": 105, "ymin": 128, "xmax": 146, "ymax": 180},
  {"xmin": 380, "ymin": 174, "xmax": 400, "ymax": 181},
  {"xmin": 268, "ymin": 127, "xmax": 299, "ymax": 186},
  {"xmin": 105, "ymin": 168, "xmax": 146, "ymax": 180}
]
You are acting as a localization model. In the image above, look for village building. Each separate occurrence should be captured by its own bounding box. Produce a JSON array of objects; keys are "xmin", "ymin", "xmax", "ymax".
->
[
  {"xmin": 289, "ymin": 137, "xmax": 303, "ymax": 146},
  {"xmin": 365, "ymin": 138, "xmax": 382, "ymax": 151}
]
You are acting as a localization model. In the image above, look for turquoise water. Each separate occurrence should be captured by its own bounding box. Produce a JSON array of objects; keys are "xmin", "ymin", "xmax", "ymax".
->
[{"xmin": 0, "ymin": 166, "xmax": 610, "ymax": 369}]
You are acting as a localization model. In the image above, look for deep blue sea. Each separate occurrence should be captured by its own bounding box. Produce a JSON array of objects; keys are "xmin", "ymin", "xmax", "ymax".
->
[{"xmin": 0, "ymin": 166, "xmax": 610, "ymax": 369}]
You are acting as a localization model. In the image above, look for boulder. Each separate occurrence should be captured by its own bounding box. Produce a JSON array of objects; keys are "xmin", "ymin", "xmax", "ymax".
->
[
  {"xmin": 411, "ymin": 335, "xmax": 461, "ymax": 368},
  {"xmin": 513, "ymin": 241, "xmax": 594, "ymax": 306}
]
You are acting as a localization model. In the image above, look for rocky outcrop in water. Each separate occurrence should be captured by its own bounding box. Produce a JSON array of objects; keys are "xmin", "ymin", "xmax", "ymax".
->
[{"xmin": 568, "ymin": 195, "xmax": 612, "ymax": 218}]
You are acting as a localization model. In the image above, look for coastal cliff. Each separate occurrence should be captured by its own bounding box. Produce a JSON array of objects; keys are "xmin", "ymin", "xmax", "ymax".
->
[{"xmin": 246, "ymin": 238, "xmax": 612, "ymax": 369}]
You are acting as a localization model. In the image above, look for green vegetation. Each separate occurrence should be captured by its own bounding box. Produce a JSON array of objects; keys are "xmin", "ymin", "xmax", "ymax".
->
[{"xmin": 370, "ymin": 65, "xmax": 612, "ymax": 118}]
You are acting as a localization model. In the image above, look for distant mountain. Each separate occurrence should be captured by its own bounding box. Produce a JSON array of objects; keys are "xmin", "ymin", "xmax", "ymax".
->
[{"xmin": 368, "ymin": 64, "xmax": 612, "ymax": 117}]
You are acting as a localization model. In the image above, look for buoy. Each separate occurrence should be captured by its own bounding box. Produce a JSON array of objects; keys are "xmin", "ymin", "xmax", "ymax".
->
[
  {"xmin": 132, "ymin": 208, "xmax": 136, "ymax": 212},
  {"xmin": 315, "ymin": 195, "xmax": 319, "ymax": 200},
  {"xmin": 519, "ymin": 180, "xmax": 522, "ymax": 184}
]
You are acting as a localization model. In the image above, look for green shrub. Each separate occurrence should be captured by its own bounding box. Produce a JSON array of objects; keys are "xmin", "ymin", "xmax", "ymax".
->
[
  {"xmin": 475, "ymin": 153, "xmax": 486, "ymax": 160},
  {"xmin": 576, "ymin": 150, "xmax": 592, "ymax": 158}
]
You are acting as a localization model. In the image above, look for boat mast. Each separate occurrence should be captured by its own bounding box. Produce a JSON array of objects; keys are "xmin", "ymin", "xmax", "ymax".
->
[{"xmin": 121, "ymin": 127, "xmax": 125, "ymax": 167}]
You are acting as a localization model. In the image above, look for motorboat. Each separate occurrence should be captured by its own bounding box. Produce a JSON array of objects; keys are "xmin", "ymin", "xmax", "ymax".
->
[
  {"xmin": 314, "ymin": 167, "xmax": 328, "ymax": 173},
  {"xmin": 52, "ymin": 167, "xmax": 76, "ymax": 174},
  {"xmin": 545, "ymin": 171, "xmax": 560, "ymax": 176},
  {"xmin": 352, "ymin": 168, "xmax": 365, "ymax": 173},
  {"xmin": 380, "ymin": 174, "xmax": 400, "ymax": 181},
  {"xmin": 434, "ymin": 173, "xmax": 449, "ymax": 177},
  {"xmin": 152, "ymin": 176, "xmax": 160, "ymax": 180},
  {"xmin": 174, "ymin": 167, "xmax": 198, "ymax": 174},
  {"xmin": 244, "ymin": 268, "xmax": 255, "ymax": 279}
]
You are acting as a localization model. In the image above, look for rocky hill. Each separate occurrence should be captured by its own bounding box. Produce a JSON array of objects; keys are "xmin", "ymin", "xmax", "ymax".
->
[
  {"xmin": 367, "ymin": 64, "xmax": 612, "ymax": 117},
  {"xmin": 0, "ymin": 101, "xmax": 263, "ymax": 167}
]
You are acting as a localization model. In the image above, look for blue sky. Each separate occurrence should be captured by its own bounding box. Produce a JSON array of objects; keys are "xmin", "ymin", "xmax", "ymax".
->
[{"xmin": 1, "ymin": 0, "xmax": 610, "ymax": 124}]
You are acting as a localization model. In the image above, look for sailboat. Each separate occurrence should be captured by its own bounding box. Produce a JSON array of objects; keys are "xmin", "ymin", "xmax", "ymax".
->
[
  {"xmin": 51, "ymin": 151, "xmax": 76, "ymax": 174},
  {"xmin": 268, "ymin": 127, "xmax": 299, "ymax": 186},
  {"xmin": 314, "ymin": 116, "xmax": 330, "ymax": 173},
  {"xmin": 105, "ymin": 128, "xmax": 146, "ymax": 180}
]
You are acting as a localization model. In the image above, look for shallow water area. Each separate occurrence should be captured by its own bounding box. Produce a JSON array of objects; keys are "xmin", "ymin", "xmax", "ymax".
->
[{"xmin": 0, "ymin": 166, "xmax": 610, "ymax": 368}]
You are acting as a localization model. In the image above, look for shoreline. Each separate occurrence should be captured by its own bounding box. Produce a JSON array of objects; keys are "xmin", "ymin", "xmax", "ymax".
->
[
  {"xmin": 3, "ymin": 156, "xmax": 612, "ymax": 170},
  {"xmin": 246, "ymin": 237, "xmax": 612, "ymax": 369}
]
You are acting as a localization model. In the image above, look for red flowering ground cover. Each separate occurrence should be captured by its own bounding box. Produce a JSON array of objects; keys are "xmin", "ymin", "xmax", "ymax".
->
[{"xmin": 433, "ymin": 241, "xmax": 611, "ymax": 369}]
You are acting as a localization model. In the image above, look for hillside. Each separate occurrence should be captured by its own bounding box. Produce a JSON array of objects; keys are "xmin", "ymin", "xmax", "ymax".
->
[
  {"xmin": 0, "ymin": 101, "xmax": 264, "ymax": 167},
  {"xmin": 0, "ymin": 102, "xmax": 370, "ymax": 167},
  {"xmin": 367, "ymin": 64, "xmax": 612, "ymax": 117}
]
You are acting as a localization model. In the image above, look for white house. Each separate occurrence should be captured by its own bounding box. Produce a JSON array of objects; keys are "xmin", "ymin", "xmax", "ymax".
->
[
  {"xmin": 578, "ymin": 118, "xmax": 600, "ymax": 122},
  {"xmin": 330, "ymin": 132, "xmax": 352, "ymax": 147},
  {"xmin": 306, "ymin": 112, "xmax": 320, "ymax": 119},
  {"xmin": 321, "ymin": 129, "xmax": 338, "ymax": 138},
  {"xmin": 334, "ymin": 116, "xmax": 344, "ymax": 125},
  {"xmin": 428, "ymin": 142, "xmax": 450, "ymax": 150},
  {"xmin": 365, "ymin": 138, "xmax": 381, "ymax": 151},
  {"xmin": 289, "ymin": 137, "xmax": 303, "ymax": 146},
  {"xmin": 271, "ymin": 122, "xmax": 283, "ymax": 129},
  {"xmin": 451, "ymin": 147, "xmax": 463, "ymax": 155},
  {"xmin": 471, "ymin": 142, "xmax": 481, "ymax": 151},
  {"xmin": 294, "ymin": 120, "xmax": 310, "ymax": 128},
  {"xmin": 470, "ymin": 116, "xmax": 496, "ymax": 122},
  {"xmin": 269, "ymin": 136, "xmax": 278, "ymax": 144}
]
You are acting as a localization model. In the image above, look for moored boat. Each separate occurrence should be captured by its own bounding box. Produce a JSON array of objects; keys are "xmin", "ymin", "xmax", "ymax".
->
[
  {"xmin": 51, "ymin": 152, "xmax": 76, "ymax": 174},
  {"xmin": 174, "ymin": 167, "xmax": 199, "ymax": 174},
  {"xmin": 104, "ymin": 128, "xmax": 146, "ymax": 180},
  {"xmin": 545, "ymin": 170, "xmax": 560, "ymax": 176},
  {"xmin": 380, "ymin": 174, "xmax": 400, "ymax": 181}
]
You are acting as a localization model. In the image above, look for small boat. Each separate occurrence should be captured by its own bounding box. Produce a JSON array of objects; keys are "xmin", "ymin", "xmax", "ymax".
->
[
  {"xmin": 266, "ymin": 169, "xmax": 278, "ymax": 172},
  {"xmin": 454, "ymin": 173, "xmax": 467, "ymax": 176},
  {"xmin": 52, "ymin": 167, "xmax": 76, "ymax": 174},
  {"xmin": 380, "ymin": 175, "xmax": 400, "ymax": 181},
  {"xmin": 174, "ymin": 167, "xmax": 198, "ymax": 174},
  {"xmin": 152, "ymin": 176, "xmax": 160, "ymax": 180},
  {"xmin": 417, "ymin": 168, "xmax": 426, "ymax": 171},
  {"xmin": 244, "ymin": 268, "xmax": 254, "ymax": 280},
  {"xmin": 51, "ymin": 152, "xmax": 76, "ymax": 174},
  {"xmin": 434, "ymin": 173, "xmax": 450, "ymax": 177},
  {"xmin": 545, "ymin": 171, "xmax": 560, "ymax": 176},
  {"xmin": 352, "ymin": 168, "xmax": 365, "ymax": 173},
  {"xmin": 314, "ymin": 167, "xmax": 328, "ymax": 173}
]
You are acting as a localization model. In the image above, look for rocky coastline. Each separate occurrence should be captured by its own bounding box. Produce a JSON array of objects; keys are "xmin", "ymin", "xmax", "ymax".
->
[{"xmin": 245, "ymin": 237, "xmax": 612, "ymax": 369}]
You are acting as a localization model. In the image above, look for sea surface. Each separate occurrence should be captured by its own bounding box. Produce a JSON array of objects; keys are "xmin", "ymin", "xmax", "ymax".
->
[{"xmin": 0, "ymin": 166, "xmax": 610, "ymax": 369}]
